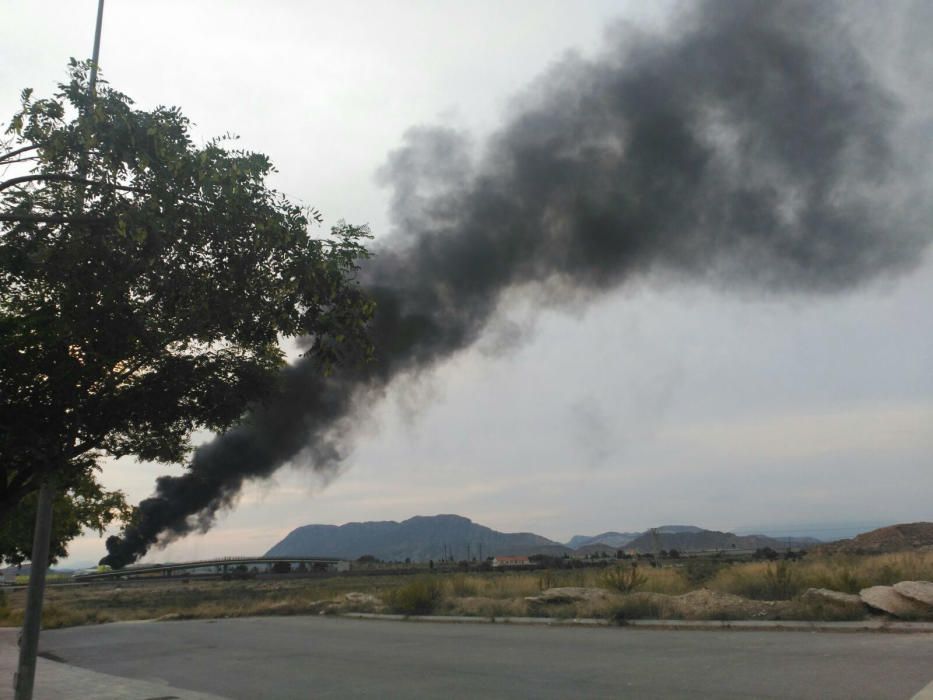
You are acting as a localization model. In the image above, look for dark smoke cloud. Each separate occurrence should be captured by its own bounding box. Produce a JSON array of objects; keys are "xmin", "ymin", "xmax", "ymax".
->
[{"xmin": 102, "ymin": 0, "xmax": 930, "ymax": 567}]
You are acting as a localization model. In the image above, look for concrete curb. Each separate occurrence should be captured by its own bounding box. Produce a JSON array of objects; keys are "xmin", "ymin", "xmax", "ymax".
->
[
  {"xmin": 338, "ymin": 612, "xmax": 933, "ymax": 633},
  {"xmin": 341, "ymin": 613, "xmax": 611, "ymax": 626}
]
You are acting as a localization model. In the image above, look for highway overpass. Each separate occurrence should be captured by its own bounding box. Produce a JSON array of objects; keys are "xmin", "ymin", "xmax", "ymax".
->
[{"xmin": 72, "ymin": 556, "xmax": 348, "ymax": 582}]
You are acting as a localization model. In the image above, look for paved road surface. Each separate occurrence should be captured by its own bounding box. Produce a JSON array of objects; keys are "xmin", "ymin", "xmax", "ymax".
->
[
  {"xmin": 0, "ymin": 627, "xmax": 224, "ymax": 700},
  {"xmin": 40, "ymin": 617, "xmax": 933, "ymax": 699}
]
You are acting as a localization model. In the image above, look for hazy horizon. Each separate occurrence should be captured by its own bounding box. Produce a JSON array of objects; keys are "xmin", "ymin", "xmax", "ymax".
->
[{"xmin": 44, "ymin": 514, "xmax": 901, "ymax": 570}]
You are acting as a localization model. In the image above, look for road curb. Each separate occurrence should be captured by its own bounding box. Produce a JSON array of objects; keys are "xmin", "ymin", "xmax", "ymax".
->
[{"xmin": 338, "ymin": 612, "xmax": 933, "ymax": 633}]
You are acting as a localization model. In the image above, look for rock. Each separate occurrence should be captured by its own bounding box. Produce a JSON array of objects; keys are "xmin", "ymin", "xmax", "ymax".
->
[
  {"xmin": 525, "ymin": 587, "xmax": 612, "ymax": 605},
  {"xmin": 892, "ymin": 581, "xmax": 933, "ymax": 607},
  {"xmin": 154, "ymin": 612, "xmax": 185, "ymax": 622},
  {"xmin": 343, "ymin": 592, "xmax": 383, "ymax": 606},
  {"xmin": 859, "ymin": 586, "xmax": 931, "ymax": 617},
  {"xmin": 801, "ymin": 588, "xmax": 864, "ymax": 607}
]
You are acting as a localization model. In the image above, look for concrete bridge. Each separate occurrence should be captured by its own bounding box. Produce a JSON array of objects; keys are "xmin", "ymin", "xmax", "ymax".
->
[{"xmin": 72, "ymin": 556, "xmax": 348, "ymax": 582}]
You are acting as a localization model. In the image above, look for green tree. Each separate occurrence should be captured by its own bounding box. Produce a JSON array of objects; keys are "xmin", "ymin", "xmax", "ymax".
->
[
  {"xmin": 0, "ymin": 60, "xmax": 372, "ymax": 522},
  {"xmin": 0, "ymin": 464, "xmax": 131, "ymax": 566}
]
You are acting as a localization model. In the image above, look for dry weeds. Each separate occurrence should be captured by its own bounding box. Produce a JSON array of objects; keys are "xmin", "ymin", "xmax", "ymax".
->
[{"xmin": 2, "ymin": 552, "xmax": 931, "ymax": 628}]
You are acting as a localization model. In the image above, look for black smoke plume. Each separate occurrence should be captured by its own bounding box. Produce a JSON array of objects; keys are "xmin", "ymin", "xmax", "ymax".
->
[{"xmin": 102, "ymin": 1, "xmax": 930, "ymax": 567}]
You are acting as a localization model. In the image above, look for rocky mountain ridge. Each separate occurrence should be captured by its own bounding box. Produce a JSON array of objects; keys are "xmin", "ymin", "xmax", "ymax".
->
[
  {"xmin": 815, "ymin": 522, "xmax": 933, "ymax": 555},
  {"xmin": 266, "ymin": 514, "xmax": 570, "ymax": 562},
  {"xmin": 266, "ymin": 515, "xmax": 822, "ymax": 562}
]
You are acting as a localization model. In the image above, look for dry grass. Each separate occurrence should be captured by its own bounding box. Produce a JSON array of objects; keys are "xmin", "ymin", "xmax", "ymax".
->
[
  {"xmin": 705, "ymin": 552, "xmax": 933, "ymax": 600},
  {"xmin": 442, "ymin": 572, "xmax": 547, "ymax": 599},
  {"xmin": 611, "ymin": 589, "xmax": 867, "ymax": 623},
  {"xmin": 0, "ymin": 574, "xmax": 410, "ymax": 629},
  {"xmin": 2, "ymin": 552, "xmax": 931, "ymax": 629},
  {"xmin": 638, "ymin": 567, "xmax": 692, "ymax": 595},
  {"xmin": 706, "ymin": 561, "xmax": 801, "ymax": 600},
  {"xmin": 442, "ymin": 566, "xmax": 691, "ymax": 598},
  {"xmin": 777, "ymin": 598, "xmax": 867, "ymax": 622},
  {"xmin": 610, "ymin": 593, "xmax": 667, "ymax": 622},
  {"xmin": 1, "ymin": 603, "xmax": 115, "ymax": 629},
  {"xmin": 438, "ymin": 596, "xmax": 528, "ymax": 618}
]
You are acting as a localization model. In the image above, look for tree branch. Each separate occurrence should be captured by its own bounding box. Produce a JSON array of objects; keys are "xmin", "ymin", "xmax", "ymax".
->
[
  {"xmin": 0, "ymin": 213, "xmax": 114, "ymax": 225},
  {"xmin": 0, "ymin": 156, "xmax": 38, "ymax": 166},
  {"xmin": 0, "ymin": 472, "xmax": 38, "ymax": 523},
  {"xmin": 0, "ymin": 173, "xmax": 207, "ymax": 208},
  {"xmin": 0, "ymin": 173, "xmax": 145, "ymax": 195},
  {"xmin": 0, "ymin": 144, "xmax": 39, "ymax": 164}
]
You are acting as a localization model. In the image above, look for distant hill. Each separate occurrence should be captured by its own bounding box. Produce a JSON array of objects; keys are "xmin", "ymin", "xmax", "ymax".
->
[
  {"xmin": 625, "ymin": 529, "xmax": 818, "ymax": 553},
  {"xmin": 816, "ymin": 522, "xmax": 933, "ymax": 555},
  {"xmin": 655, "ymin": 525, "xmax": 706, "ymax": 534},
  {"xmin": 567, "ymin": 525, "xmax": 708, "ymax": 550},
  {"xmin": 266, "ymin": 514, "xmax": 572, "ymax": 562},
  {"xmin": 573, "ymin": 543, "xmax": 620, "ymax": 557},
  {"xmin": 566, "ymin": 532, "xmax": 641, "ymax": 549}
]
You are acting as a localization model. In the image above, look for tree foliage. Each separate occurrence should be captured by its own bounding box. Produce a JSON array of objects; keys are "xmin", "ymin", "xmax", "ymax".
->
[
  {"xmin": 0, "ymin": 464, "xmax": 131, "ymax": 566},
  {"xmin": 0, "ymin": 61, "xmax": 373, "ymax": 526}
]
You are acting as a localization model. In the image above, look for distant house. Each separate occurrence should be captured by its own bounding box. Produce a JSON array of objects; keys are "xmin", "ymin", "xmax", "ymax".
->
[{"xmin": 492, "ymin": 555, "xmax": 532, "ymax": 568}]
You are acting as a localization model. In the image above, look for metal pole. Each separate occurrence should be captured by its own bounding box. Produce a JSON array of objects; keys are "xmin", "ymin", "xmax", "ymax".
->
[
  {"xmin": 88, "ymin": 0, "xmax": 105, "ymax": 95},
  {"xmin": 13, "ymin": 482, "xmax": 55, "ymax": 700}
]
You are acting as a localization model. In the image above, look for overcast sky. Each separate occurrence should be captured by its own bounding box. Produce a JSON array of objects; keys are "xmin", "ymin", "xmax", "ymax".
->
[{"xmin": 3, "ymin": 1, "xmax": 931, "ymax": 567}]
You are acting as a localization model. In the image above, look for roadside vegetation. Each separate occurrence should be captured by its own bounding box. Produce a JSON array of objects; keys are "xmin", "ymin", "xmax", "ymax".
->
[{"xmin": 1, "ymin": 552, "xmax": 931, "ymax": 629}]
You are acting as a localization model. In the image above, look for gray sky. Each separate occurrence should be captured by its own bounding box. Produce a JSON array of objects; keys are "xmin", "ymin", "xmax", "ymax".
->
[{"xmin": 3, "ymin": 1, "xmax": 931, "ymax": 566}]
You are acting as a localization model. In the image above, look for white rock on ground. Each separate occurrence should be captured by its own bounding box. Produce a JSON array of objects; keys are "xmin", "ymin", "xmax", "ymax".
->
[
  {"xmin": 801, "ymin": 588, "xmax": 864, "ymax": 607},
  {"xmin": 859, "ymin": 585, "xmax": 931, "ymax": 617},
  {"xmin": 892, "ymin": 581, "xmax": 933, "ymax": 607},
  {"xmin": 344, "ymin": 592, "xmax": 383, "ymax": 606}
]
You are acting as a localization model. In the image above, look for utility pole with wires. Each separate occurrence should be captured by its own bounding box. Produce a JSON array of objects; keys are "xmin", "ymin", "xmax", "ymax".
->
[{"xmin": 13, "ymin": 4, "xmax": 105, "ymax": 698}]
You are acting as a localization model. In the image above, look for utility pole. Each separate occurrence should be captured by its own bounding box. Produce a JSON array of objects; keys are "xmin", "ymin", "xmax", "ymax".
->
[
  {"xmin": 13, "ymin": 483, "xmax": 54, "ymax": 700},
  {"xmin": 89, "ymin": 0, "xmax": 105, "ymax": 94},
  {"xmin": 14, "ymin": 5, "xmax": 105, "ymax": 699}
]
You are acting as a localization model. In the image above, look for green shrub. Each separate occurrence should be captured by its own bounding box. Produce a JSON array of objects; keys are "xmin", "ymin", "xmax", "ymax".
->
[
  {"xmin": 547, "ymin": 603, "xmax": 579, "ymax": 620},
  {"xmin": 599, "ymin": 564, "xmax": 648, "ymax": 593},
  {"xmin": 683, "ymin": 558, "xmax": 726, "ymax": 586},
  {"xmin": 876, "ymin": 562, "xmax": 903, "ymax": 586},
  {"xmin": 610, "ymin": 595, "xmax": 665, "ymax": 623},
  {"xmin": 385, "ymin": 577, "xmax": 443, "ymax": 615}
]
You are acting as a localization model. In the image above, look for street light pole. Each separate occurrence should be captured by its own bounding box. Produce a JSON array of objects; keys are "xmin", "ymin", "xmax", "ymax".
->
[
  {"xmin": 12, "ymin": 3, "xmax": 105, "ymax": 698},
  {"xmin": 89, "ymin": 0, "xmax": 105, "ymax": 94},
  {"xmin": 12, "ymin": 483, "xmax": 54, "ymax": 700}
]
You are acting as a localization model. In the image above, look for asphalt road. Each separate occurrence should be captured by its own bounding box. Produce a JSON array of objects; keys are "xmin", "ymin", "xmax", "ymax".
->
[{"xmin": 40, "ymin": 617, "xmax": 933, "ymax": 699}]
